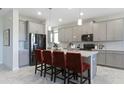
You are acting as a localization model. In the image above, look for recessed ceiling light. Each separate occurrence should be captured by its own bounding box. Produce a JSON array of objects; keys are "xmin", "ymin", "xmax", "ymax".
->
[
  {"xmin": 37, "ymin": 11, "xmax": 42, "ymax": 15},
  {"xmin": 80, "ymin": 12, "xmax": 84, "ymax": 16},
  {"xmin": 58, "ymin": 18, "xmax": 62, "ymax": 22}
]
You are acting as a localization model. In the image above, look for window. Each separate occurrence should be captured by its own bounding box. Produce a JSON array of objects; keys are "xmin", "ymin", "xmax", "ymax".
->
[
  {"xmin": 47, "ymin": 28, "xmax": 59, "ymax": 47},
  {"xmin": 48, "ymin": 31, "xmax": 53, "ymax": 43},
  {"xmin": 53, "ymin": 29, "xmax": 59, "ymax": 44}
]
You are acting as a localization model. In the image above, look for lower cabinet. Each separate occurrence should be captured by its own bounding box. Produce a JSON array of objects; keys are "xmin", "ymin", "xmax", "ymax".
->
[
  {"xmin": 97, "ymin": 51, "xmax": 106, "ymax": 65},
  {"xmin": 106, "ymin": 52, "xmax": 124, "ymax": 68},
  {"xmin": 97, "ymin": 51, "xmax": 124, "ymax": 69}
]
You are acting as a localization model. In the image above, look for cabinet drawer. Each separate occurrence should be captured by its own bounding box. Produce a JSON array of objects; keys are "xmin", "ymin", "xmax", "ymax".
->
[{"xmin": 106, "ymin": 53, "xmax": 124, "ymax": 68}]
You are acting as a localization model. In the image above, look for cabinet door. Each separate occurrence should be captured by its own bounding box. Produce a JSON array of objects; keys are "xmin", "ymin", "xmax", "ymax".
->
[
  {"xmin": 37, "ymin": 24, "xmax": 45, "ymax": 34},
  {"xmin": 107, "ymin": 19, "xmax": 124, "ymax": 41},
  {"xmin": 83, "ymin": 22, "xmax": 93, "ymax": 34},
  {"xmin": 64, "ymin": 28, "xmax": 73, "ymax": 42},
  {"xmin": 97, "ymin": 51, "xmax": 106, "ymax": 65},
  {"xmin": 93, "ymin": 22, "xmax": 107, "ymax": 41},
  {"xmin": 79, "ymin": 25, "xmax": 86, "ymax": 34},
  {"xmin": 58, "ymin": 29, "xmax": 65, "ymax": 42},
  {"xmin": 72, "ymin": 26, "xmax": 81, "ymax": 41},
  {"xmin": 106, "ymin": 53, "xmax": 123, "ymax": 68},
  {"xmin": 28, "ymin": 22, "xmax": 44, "ymax": 34},
  {"xmin": 19, "ymin": 21, "xmax": 26, "ymax": 41}
]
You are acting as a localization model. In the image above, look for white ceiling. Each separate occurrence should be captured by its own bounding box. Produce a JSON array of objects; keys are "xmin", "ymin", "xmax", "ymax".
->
[{"xmin": 1, "ymin": 8, "xmax": 124, "ymax": 26}]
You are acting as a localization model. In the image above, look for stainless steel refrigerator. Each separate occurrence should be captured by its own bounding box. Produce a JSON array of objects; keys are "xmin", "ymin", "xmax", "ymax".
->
[{"xmin": 29, "ymin": 33, "xmax": 46, "ymax": 66}]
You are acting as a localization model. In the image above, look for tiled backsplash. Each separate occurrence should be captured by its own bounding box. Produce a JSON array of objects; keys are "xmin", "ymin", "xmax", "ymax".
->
[
  {"xmin": 101, "ymin": 41, "xmax": 124, "ymax": 50},
  {"xmin": 59, "ymin": 41, "xmax": 124, "ymax": 50}
]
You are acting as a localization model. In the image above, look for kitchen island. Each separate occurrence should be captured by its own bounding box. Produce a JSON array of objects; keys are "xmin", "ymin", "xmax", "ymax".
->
[
  {"xmin": 63, "ymin": 50, "xmax": 98, "ymax": 83},
  {"xmin": 48, "ymin": 49, "xmax": 98, "ymax": 83}
]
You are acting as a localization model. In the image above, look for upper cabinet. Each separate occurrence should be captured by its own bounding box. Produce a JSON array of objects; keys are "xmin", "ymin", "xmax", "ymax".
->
[
  {"xmin": 58, "ymin": 28, "xmax": 73, "ymax": 42},
  {"xmin": 93, "ymin": 22, "xmax": 107, "ymax": 41},
  {"xmin": 64, "ymin": 28, "xmax": 73, "ymax": 42},
  {"xmin": 28, "ymin": 22, "xmax": 45, "ymax": 34},
  {"xmin": 58, "ymin": 19, "xmax": 124, "ymax": 42},
  {"xmin": 58, "ymin": 28, "xmax": 65, "ymax": 42},
  {"xmin": 72, "ymin": 26, "xmax": 81, "ymax": 42},
  {"xmin": 107, "ymin": 19, "xmax": 124, "ymax": 41},
  {"xmin": 77, "ymin": 22, "xmax": 93, "ymax": 35},
  {"xmin": 72, "ymin": 22, "xmax": 93, "ymax": 42},
  {"xmin": 19, "ymin": 21, "xmax": 26, "ymax": 41},
  {"xmin": 82, "ymin": 22, "xmax": 93, "ymax": 34}
]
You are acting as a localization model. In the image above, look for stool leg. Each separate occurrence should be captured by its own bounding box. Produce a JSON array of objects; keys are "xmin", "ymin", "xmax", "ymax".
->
[
  {"xmin": 35, "ymin": 61, "xmax": 37, "ymax": 74},
  {"xmin": 88, "ymin": 69, "xmax": 91, "ymax": 84},
  {"xmin": 54, "ymin": 67, "xmax": 56, "ymax": 82},
  {"xmin": 67, "ymin": 70, "xmax": 70, "ymax": 84},
  {"xmin": 64, "ymin": 69, "xmax": 66, "ymax": 84},
  {"xmin": 80, "ymin": 73, "xmax": 82, "ymax": 84},
  {"xmin": 40, "ymin": 63, "xmax": 43, "ymax": 76},
  {"xmin": 44, "ymin": 64, "xmax": 46, "ymax": 77},
  {"xmin": 51, "ymin": 66, "xmax": 53, "ymax": 81}
]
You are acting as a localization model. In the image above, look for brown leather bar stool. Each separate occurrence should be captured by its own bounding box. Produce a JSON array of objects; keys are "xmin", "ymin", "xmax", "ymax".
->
[
  {"xmin": 53, "ymin": 51, "xmax": 66, "ymax": 84},
  {"xmin": 66, "ymin": 52, "xmax": 91, "ymax": 84},
  {"xmin": 43, "ymin": 50, "xmax": 53, "ymax": 81},
  {"xmin": 34, "ymin": 49, "xmax": 44, "ymax": 76}
]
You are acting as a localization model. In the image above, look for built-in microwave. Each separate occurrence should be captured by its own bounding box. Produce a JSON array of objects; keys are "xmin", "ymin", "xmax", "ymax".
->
[{"xmin": 81, "ymin": 34, "xmax": 93, "ymax": 41}]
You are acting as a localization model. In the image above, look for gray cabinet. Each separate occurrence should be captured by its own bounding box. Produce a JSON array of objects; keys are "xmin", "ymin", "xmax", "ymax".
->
[
  {"xmin": 106, "ymin": 53, "xmax": 123, "ymax": 68},
  {"xmin": 80, "ymin": 22, "xmax": 93, "ymax": 34},
  {"xmin": 58, "ymin": 29, "xmax": 65, "ymax": 42},
  {"xmin": 58, "ymin": 28, "xmax": 73, "ymax": 42},
  {"xmin": 19, "ymin": 21, "xmax": 26, "ymax": 41},
  {"xmin": 97, "ymin": 50, "xmax": 124, "ymax": 69},
  {"xmin": 93, "ymin": 22, "xmax": 107, "ymax": 41},
  {"xmin": 107, "ymin": 19, "xmax": 124, "ymax": 41},
  {"xmin": 64, "ymin": 28, "xmax": 73, "ymax": 42},
  {"xmin": 28, "ymin": 22, "xmax": 45, "ymax": 34},
  {"xmin": 72, "ymin": 26, "xmax": 81, "ymax": 42},
  {"xmin": 105, "ymin": 51, "xmax": 124, "ymax": 69},
  {"xmin": 97, "ymin": 51, "xmax": 106, "ymax": 65},
  {"xmin": 84, "ymin": 22, "xmax": 93, "ymax": 34}
]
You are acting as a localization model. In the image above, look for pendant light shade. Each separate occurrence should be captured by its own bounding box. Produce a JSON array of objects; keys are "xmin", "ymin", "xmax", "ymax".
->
[
  {"xmin": 48, "ymin": 25, "xmax": 52, "ymax": 31},
  {"xmin": 77, "ymin": 18, "xmax": 82, "ymax": 26},
  {"xmin": 77, "ymin": 8, "xmax": 83, "ymax": 26},
  {"xmin": 48, "ymin": 8, "xmax": 52, "ymax": 31}
]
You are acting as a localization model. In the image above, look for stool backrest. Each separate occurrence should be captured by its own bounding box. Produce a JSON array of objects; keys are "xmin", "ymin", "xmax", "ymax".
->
[
  {"xmin": 43, "ymin": 50, "xmax": 52, "ymax": 65},
  {"xmin": 53, "ymin": 51, "xmax": 66, "ymax": 68},
  {"xmin": 66, "ymin": 52, "xmax": 82, "ymax": 73},
  {"xmin": 35, "ymin": 49, "xmax": 43, "ymax": 64}
]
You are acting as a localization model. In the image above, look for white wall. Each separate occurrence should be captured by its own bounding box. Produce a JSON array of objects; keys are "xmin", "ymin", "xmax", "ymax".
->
[
  {"xmin": 12, "ymin": 9, "xmax": 19, "ymax": 70},
  {"xmin": 3, "ymin": 10, "xmax": 13, "ymax": 69},
  {"xmin": 3, "ymin": 9, "xmax": 19, "ymax": 70},
  {"xmin": 0, "ymin": 16, "xmax": 3, "ymax": 64}
]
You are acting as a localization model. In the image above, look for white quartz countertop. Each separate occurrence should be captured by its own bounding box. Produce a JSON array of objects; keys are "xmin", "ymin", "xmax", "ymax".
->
[
  {"xmin": 93, "ymin": 49, "xmax": 124, "ymax": 52},
  {"xmin": 65, "ymin": 50, "xmax": 98, "ymax": 57},
  {"xmin": 47, "ymin": 49, "xmax": 98, "ymax": 57}
]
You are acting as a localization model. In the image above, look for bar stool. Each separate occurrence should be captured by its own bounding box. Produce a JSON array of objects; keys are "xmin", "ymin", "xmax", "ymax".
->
[
  {"xmin": 53, "ymin": 51, "xmax": 66, "ymax": 84},
  {"xmin": 66, "ymin": 52, "xmax": 91, "ymax": 84},
  {"xmin": 34, "ymin": 49, "xmax": 44, "ymax": 76},
  {"xmin": 43, "ymin": 50, "xmax": 53, "ymax": 81}
]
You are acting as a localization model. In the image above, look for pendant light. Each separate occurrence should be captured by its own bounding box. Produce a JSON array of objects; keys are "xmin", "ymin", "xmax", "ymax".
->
[
  {"xmin": 77, "ymin": 18, "xmax": 82, "ymax": 26},
  {"xmin": 77, "ymin": 8, "xmax": 83, "ymax": 26},
  {"xmin": 48, "ymin": 8, "xmax": 52, "ymax": 31},
  {"xmin": 48, "ymin": 25, "xmax": 52, "ymax": 31}
]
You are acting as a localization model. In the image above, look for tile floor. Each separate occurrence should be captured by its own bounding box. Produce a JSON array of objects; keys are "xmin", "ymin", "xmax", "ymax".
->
[{"xmin": 0, "ymin": 65, "xmax": 124, "ymax": 84}]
